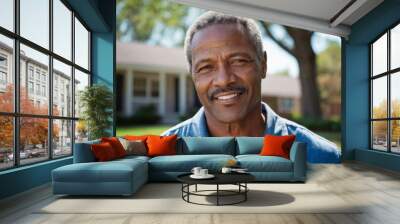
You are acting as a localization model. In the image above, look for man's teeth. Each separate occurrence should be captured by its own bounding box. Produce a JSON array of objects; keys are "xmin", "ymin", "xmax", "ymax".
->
[{"xmin": 217, "ymin": 93, "xmax": 239, "ymax": 100}]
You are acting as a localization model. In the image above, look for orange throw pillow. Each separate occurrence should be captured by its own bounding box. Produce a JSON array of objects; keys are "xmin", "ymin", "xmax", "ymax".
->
[
  {"xmin": 124, "ymin": 135, "xmax": 150, "ymax": 141},
  {"xmin": 146, "ymin": 135, "xmax": 177, "ymax": 157},
  {"xmin": 101, "ymin": 137, "xmax": 127, "ymax": 158},
  {"xmin": 91, "ymin": 142, "xmax": 117, "ymax": 161},
  {"xmin": 260, "ymin": 135, "xmax": 296, "ymax": 159}
]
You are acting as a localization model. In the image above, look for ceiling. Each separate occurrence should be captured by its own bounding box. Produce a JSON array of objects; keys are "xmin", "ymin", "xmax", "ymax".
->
[{"xmin": 172, "ymin": 0, "xmax": 384, "ymax": 38}]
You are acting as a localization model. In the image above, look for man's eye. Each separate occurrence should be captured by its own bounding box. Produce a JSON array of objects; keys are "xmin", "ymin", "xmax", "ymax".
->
[
  {"xmin": 197, "ymin": 65, "xmax": 213, "ymax": 73},
  {"xmin": 231, "ymin": 59, "xmax": 248, "ymax": 66}
]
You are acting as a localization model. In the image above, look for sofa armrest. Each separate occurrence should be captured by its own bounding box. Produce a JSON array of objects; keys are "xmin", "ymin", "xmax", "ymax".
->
[
  {"xmin": 73, "ymin": 140, "xmax": 100, "ymax": 163},
  {"xmin": 289, "ymin": 142, "xmax": 307, "ymax": 181}
]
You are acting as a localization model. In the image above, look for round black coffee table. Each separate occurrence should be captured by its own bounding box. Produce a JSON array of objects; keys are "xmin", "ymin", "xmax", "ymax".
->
[{"xmin": 177, "ymin": 173, "xmax": 255, "ymax": 206}]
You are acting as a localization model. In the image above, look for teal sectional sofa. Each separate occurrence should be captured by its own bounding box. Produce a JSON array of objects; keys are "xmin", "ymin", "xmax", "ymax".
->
[{"xmin": 52, "ymin": 137, "xmax": 306, "ymax": 196}]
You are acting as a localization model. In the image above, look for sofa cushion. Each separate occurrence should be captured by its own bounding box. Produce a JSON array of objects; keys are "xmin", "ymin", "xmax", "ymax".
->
[
  {"xmin": 148, "ymin": 154, "xmax": 235, "ymax": 172},
  {"xmin": 178, "ymin": 137, "xmax": 235, "ymax": 155},
  {"xmin": 52, "ymin": 158, "xmax": 147, "ymax": 183},
  {"xmin": 235, "ymin": 137, "xmax": 263, "ymax": 155},
  {"xmin": 236, "ymin": 155, "xmax": 293, "ymax": 172}
]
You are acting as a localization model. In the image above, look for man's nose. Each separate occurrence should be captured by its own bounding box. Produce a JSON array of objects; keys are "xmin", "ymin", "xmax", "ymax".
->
[{"xmin": 213, "ymin": 63, "xmax": 236, "ymax": 87}]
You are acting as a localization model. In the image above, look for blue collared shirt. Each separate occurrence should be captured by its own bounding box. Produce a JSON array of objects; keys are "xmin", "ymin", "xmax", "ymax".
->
[{"xmin": 162, "ymin": 102, "xmax": 341, "ymax": 163}]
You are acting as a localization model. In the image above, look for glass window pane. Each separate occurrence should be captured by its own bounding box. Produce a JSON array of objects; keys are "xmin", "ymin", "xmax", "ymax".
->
[
  {"xmin": 53, "ymin": 0, "xmax": 72, "ymax": 60},
  {"xmin": 20, "ymin": 0, "xmax": 49, "ymax": 49},
  {"xmin": 20, "ymin": 117, "xmax": 49, "ymax": 165},
  {"xmin": 53, "ymin": 119, "xmax": 72, "ymax": 157},
  {"xmin": 151, "ymin": 79, "xmax": 159, "ymax": 97},
  {"xmin": 372, "ymin": 76, "xmax": 387, "ymax": 119},
  {"xmin": 75, "ymin": 120, "xmax": 88, "ymax": 143},
  {"xmin": 133, "ymin": 77, "xmax": 146, "ymax": 97},
  {"xmin": 0, "ymin": 0, "xmax": 14, "ymax": 31},
  {"xmin": 391, "ymin": 24, "xmax": 400, "ymax": 70},
  {"xmin": 74, "ymin": 17, "xmax": 89, "ymax": 70},
  {"xmin": 20, "ymin": 44, "xmax": 49, "ymax": 115},
  {"xmin": 372, "ymin": 121, "xmax": 388, "ymax": 151},
  {"xmin": 53, "ymin": 59, "xmax": 72, "ymax": 117},
  {"xmin": 0, "ymin": 116, "xmax": 14, "ymax": 170},
  {"xmin": 0, "ymin": 34, "xmax": 14, "ymax": 112},
  {"xmin": 372, "ymin": 33, "xmax": 387, "ymax": 76},
  {"xmin": 391, "ymin": 72, "xmax": 400, "ymax": 118},
  {"xmin": 74, "ymin": 69, "xmax": 89, "ymax": 118},
  {"xmin": 391, "ymin": 120, "xmax": 400, "ymax": 153}
]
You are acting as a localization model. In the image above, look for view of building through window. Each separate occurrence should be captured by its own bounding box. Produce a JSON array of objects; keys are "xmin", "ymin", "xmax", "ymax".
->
[
  {"xmin": 0, "ymin": 0, "xmax": 91, "ymax": 170},
  {"xmin": 371, "ymin": 23, "xmax": 400, "ymax": 153}
]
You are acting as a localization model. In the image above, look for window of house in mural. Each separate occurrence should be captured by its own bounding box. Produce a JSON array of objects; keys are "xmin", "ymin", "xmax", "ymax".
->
[
  {"xmin": 371, "ymin": 23, "xmax": 400, "ymax": 154},
  {"xmin": 0, "ymin": 0, "xmax": 91, "ymax": 170},
  {"xmin": 133, "ymin": 77, "xmax": 147, "ymax": 97},
  {"xmin": 150, "ymin": 79, "xmax": 159, "ymax": 97}
]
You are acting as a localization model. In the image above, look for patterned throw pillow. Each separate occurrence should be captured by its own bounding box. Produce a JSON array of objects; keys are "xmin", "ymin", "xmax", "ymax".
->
[{"xmin": 120, "ymin": 138, "xmax": 147, "ymax": 156}]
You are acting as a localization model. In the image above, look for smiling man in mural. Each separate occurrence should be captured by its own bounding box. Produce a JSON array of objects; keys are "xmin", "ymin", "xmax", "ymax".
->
[{"xmin": 162, "ymin": 11, "xmax": 340, "ymax": 163}]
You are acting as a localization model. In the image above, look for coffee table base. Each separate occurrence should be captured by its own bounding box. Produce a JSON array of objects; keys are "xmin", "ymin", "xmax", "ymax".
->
[{"xmin": 181, "ymin": 183, "xmax": 249, "ymax": 206}]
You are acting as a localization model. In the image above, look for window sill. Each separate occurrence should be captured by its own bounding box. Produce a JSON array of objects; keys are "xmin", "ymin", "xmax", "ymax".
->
[{"xmin": 0, "ymin": 156, "xmax": 72, "ymax": 176}]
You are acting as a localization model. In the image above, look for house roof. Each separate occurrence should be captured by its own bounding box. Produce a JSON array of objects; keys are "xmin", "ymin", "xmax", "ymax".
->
[
  {"xmin": 172, "ymin": 0, "xmax": 383, "ymax": 38},
  {"xmin": 117, "ymin": 42, "xmax": 188, "ymax": 72},
  {"xmin": 261, "ymin": 75, "xmax": 300, "ymax": 98}
]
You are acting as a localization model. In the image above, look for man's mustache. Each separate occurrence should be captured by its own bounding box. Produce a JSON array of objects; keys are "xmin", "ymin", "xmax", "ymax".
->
[{"xmin": 208, "ymin": 85, "xmax": 247, "ymax": 100}]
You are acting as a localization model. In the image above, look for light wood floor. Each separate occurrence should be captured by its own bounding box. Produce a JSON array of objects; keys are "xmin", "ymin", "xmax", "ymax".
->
[{"xmin": 1, "ymin": 162, "xmax": 400, "ymax": 224}]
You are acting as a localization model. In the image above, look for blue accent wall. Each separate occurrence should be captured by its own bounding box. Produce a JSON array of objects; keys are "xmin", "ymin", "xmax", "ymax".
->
[
  {"xmin": 0, "ymin": 158, "xmax": 72, "ymax": 199},
  {"xmin": 343, "ymin": 0, "xmax": 400, "ymax": 171},
  {"xmin": 0, "ymin": 0, "xmax": 116, "ymax": 200},
  {"xmin": 91, "ymin": 0, "xmax": 116, "ymax": 136}
]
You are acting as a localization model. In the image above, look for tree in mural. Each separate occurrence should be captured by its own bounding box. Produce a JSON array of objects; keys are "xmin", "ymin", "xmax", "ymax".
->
[
  {"xmin": 260, "ymin": 23, "xmax": 323, "ymax": 118},
  {"xmin": 0, "ymin": 84, "xmax": 59, "ymax": 151},
  {"xmin": 317, "ymin": 41, "xmax": 341, "ymax": 118}
]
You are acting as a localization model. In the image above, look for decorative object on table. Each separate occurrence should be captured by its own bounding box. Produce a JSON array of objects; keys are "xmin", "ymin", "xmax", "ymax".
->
[
  {"xmin": 221, "ymin": 167, "xmax": 249, "ymax": 174},
  {"xmin": 225, "ymin": 159, "xmax": 238, "ymax": 168},
  {"xmin": 221, "ymin": 167, "xmax": 232, "ymax": 173},
  {"xmin": 190, "ymin": 167, "xmax": 214, "ymax": 179},
  {"xmin": 79, "ymin": 84, "xmax": 113, "ymax": 140},
  {"xmin": 221, "ymin": 159, "xmax": 240, "ymax": 173},
  {"xmin": 191, "ymin": 167, "xmax": 202, "ymax": 176}
]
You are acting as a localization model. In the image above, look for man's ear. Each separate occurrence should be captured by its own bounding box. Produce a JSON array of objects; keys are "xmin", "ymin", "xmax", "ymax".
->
[{"xmin": 261, "ymin": 51, "xmax": 267, "ymax": 79}]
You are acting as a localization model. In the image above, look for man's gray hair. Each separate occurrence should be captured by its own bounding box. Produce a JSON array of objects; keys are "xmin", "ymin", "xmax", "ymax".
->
[{"xmin": 184, "ymin": 11, "xmax": 264, "ymax": 71}]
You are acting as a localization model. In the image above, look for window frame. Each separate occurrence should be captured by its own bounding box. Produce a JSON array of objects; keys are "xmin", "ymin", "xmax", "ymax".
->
[
  {"xmin": 369, "ymin": 20, "xmax": 400, "ymax": 154},
  {"xmin": 0, "ymin": 0, "xmax": 92, "ymax": 171}
]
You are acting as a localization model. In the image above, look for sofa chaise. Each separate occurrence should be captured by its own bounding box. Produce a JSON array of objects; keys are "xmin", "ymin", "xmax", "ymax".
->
[{"xmin": 52, "ymin": 137, "xmax": 306, "ymax": 196}]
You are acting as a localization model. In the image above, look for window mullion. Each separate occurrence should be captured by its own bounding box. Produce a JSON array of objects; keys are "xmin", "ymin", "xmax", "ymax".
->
[
  {"xmin": 71, "ymin": 10, "xmax": 76, "ymax": 154},
  {"xmin": 13, "ymin": 0, "xmax": 20, "ymax": 167},
  {"xmin": 49, "ymin": 0, "xmax": 54, "ymax": 160},
  {"xmin": 388, "ymin": 30, "xmax": 391, "ymax": 153}
]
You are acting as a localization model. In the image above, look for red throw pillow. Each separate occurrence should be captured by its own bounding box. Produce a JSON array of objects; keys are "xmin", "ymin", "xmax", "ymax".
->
[
  {"xmin": 101, "ymin": 137, "xmax": 127, "ymax": 158},
  {"xmin": 91, "ymin": 142, "xmax": 117, "ymax": 161},
  {"xmin": 146, "ymin": 135, "xmax": 177, "ymax": 157},
  {"xmin": 260, "ymin": 135, "xmax": 296, "ymax": 159}
]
